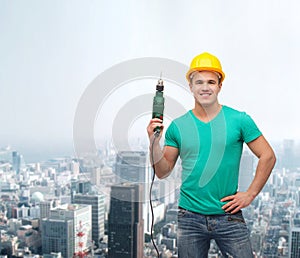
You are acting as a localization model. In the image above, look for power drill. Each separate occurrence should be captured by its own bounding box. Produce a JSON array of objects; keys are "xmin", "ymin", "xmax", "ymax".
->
[
  {"xmin": 152, "ymin": 77, "xmax": 165, "ymax": 135},
  {"xmin": 150, "ymin": 77, "xmax": 165, "ymax": 257}
]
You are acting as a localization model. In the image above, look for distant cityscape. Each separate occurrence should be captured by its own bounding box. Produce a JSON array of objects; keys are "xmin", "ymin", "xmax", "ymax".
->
[{"xmin": 0, "ymin": 138, "xmax": 300, "ymax": 258}]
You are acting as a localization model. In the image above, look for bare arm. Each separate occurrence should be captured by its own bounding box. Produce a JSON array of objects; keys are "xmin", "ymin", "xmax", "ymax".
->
[
  {"xmin": 221, "ymin": 135, "xmax": 276, "ymax": 213},
  {"xmin": 245, "ymin": 135, "xmax": 276, "ymax": 198},
  {"xmin": 147, "ymin": 118, "xmax": 179, "ymax": 179}
]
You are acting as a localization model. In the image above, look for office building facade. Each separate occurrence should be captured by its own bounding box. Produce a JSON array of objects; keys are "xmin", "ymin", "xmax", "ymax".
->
[
  {"xmin": 290, "ymin": 227, "xmax": 300, "ymax": 257},
  {"xmin": 114, "ymin": 151, "xmax": 153, "ymax": 233},
  {"xmin": 48, "ymin": 204, "xmax": 92, "ymax": 255},
  {"xmin": 41, "ymin": 218, "xmax": 74, "ymax": 258},
  {"xmin": 72, "ymin": 193, "xmax": 105, "ymax": 246},
  {"xmin": 108, "ymin": 183, "xmax": 144, "ymax": 258}
]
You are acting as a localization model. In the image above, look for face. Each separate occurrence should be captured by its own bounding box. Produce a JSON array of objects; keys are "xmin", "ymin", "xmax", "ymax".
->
[{"xmin": 189, "ymin": 71, "xmax": 222, "ymax": 108}]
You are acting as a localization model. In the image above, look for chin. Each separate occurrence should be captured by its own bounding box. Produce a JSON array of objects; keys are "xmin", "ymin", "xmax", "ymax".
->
[{"xmin": 199, "ymin": 102, "xmax": 213, "ymax": 107}]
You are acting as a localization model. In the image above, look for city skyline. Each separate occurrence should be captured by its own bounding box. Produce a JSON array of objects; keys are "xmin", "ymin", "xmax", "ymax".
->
[
  {"xmin": 1, "ymin": 135, "xmax": 300, "ymax": 165},
  {"xmin": 1, "ymin": 1, "xmax": 300, "ymax": 160},
  {"xmin": 1, "ymin": 140, "xmax": 300, "ymax": 257}
]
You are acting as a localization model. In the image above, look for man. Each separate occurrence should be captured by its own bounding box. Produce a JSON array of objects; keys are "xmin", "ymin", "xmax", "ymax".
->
[{"xmin": 147, "ymin": 52, "xmax": 276, "ymax": 257}]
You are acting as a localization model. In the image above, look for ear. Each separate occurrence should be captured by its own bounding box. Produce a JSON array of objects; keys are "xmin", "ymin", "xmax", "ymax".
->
[
  {"xmin": 218, "ymin": 83, "xmax": 222, "ymax": 90},
  {"xmin": 189, "ymin": 82, "xmax": 194, "ymax": 92}
]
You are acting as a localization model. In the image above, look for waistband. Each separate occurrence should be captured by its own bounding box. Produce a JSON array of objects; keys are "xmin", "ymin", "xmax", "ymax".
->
[{"xmin": 178, "ymin": 206, "xmax": 243, "ymax": 216}]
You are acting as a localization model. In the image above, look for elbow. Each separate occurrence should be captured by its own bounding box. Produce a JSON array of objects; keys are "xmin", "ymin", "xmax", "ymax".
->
[
  {"xmin": 258, "ymin": 149, "xmax": 276, "ymax": 172},
  {"xmin": 155, "ymin": 166, "xmax": 172, "ymax": 179},
  {"xmin": 156, "ymin": 171, "xmax": 171, "ymax": 180},
  {"xmin": 156, "ymin": 174, "xmax": 165, "ymax": 180},
  {"xmin": 271, "ymin": 154, "xmax": 277, "ymax": 169},
  {"xmin": 266, "ymin": 150, "xmax": 277, "ymax": 169},
  {"xmin": 155, "ymin": 171, "xmax": 163, "ymax": 179},
  {"xmin": 155, "ymin": 161, "xmax": 173, "ymax": 179},
  {"xmin": 270, "ymin": 150, "xmax": 277, "ymax": 166}
]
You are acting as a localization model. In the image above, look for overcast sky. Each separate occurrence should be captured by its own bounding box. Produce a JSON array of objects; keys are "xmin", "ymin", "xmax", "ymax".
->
[{"xmin": 1, "ymin": 0, "xmax": 299, "ymax": 161}]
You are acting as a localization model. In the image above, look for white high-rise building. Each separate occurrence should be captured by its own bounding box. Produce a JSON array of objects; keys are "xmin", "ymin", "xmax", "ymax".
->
[
  {"xmin": 48, "ymin": 204, "xmax": 92, "ymax": 254},
  {"xmin": 73, "ymin": 193, "xmax": 105, "ymax": 246},
  {"xmin": 91, "ymin": 167, "xmax": 101, "ymax": 186}
]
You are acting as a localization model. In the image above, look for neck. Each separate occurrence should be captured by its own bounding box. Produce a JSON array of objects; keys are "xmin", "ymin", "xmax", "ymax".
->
[{"xmin": 193, "ymin": 102, "xmax": 222, "ymax": 122}]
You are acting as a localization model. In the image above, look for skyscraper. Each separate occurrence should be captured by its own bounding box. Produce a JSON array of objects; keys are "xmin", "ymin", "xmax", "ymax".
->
[
  {"xmin": 114, "ymin": 151, "xmax": 152, "ymax": 233},
  {"xmin": 91, "ymin": 167, "xmax": 101, "ymax": 186},
  {"xmin": 72, "ymin": 193, "xmax": 105, "ymax": 246},
  {"xmin": 43, "ymin": 204, "xmax": 92, "ymax": 256},
  {"xmin": 70, "ymin": 179, "xmax": 92, "ymax": 202},
  {"xmin": 108, "ymin": 183, "xmax": 144, "ymax": 258},
  {"xmin": 41, "ymin": 218, "xmax": 74, "ymax": 258},
  {"xmin": 39, "ymin": 199, "xmax": 58, "ymax": 220},
  {"xmin": 114, "ymin": 151, "xmax": 149, "ymax": 185},
  {"xmin": 12, "ymin": 151, "xmax": 21, "ymax": 174},
  {"xmin": 290, "ymin": 227, "xmax": 300, "ymax": 258}
]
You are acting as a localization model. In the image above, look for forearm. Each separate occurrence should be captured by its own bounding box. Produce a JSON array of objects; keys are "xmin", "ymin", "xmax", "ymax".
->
[
  {"xmin": 147, "ymin": 118, "xmax": 178, "ymax": 179},
  {"xmin": 246, "ymin": 153, "xmax": 276, "ymax": 199},
  {"xmin": 149, "ymin": 141, "xmax": 172, "ymax": 179}
]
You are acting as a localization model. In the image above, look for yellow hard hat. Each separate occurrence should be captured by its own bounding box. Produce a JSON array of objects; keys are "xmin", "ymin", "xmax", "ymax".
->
[{"xmin": 186, "ymin": 52, "xmax": 225, "ymax": 82}]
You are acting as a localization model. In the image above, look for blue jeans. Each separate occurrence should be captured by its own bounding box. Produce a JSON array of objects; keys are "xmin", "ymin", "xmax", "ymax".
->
[{"xmin": 177, "ymin": 207, "xmax": 254, "ymax": 258}]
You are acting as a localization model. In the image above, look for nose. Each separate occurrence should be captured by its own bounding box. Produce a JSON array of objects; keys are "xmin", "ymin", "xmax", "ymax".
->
[{"xmin": 201, "ymin": 82, "xmax": 210, "ymax": 90}]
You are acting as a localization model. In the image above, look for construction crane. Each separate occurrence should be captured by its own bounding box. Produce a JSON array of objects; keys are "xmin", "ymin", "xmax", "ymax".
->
[{"xmin": 73, "ymin": 221, "xmax": 88, "ymax": 258}]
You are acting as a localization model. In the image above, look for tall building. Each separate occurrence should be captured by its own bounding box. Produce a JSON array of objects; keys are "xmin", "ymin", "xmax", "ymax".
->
[
  {"xmin": 289, "ymin": 227, "xmax": 300, "ymax": 258},
  {"xmin": 39, "ymin": 199, "xmax": 60, "ymax": 220},
  {"xmin": 72, "ymin": 193, "xmax": 105, "ymax": 246},
  {"xmin": 44, "ymin": 204, "xmax": 92, "ymax": 256},
  {"xmin": 70, "ymin": 179, "xmax": 92, "ymax": 201},
  {"xmin": 91, "ymin": 167, "xmax": 101, "ymax": 186},
  {"xmin": 114, "ymin": 151, "xmax": 149, "ymax": 185},
  {"xmin": 12, "ymin": 151, "xmax": 21, "ymax": 174},
  {"xmin": 108, "ymin": 183, "xmax": 144, "ymax": 258},
  {"xmin": 114, "ymin": 151, "xmax": 152, "ymax": 233},
  {"xmin": 71, "ymin": 160, "xmax": 80, "ymax": 176},
  {"xmin": 41, "ymin": 218, "xmax": 74, "ymax": 258}
]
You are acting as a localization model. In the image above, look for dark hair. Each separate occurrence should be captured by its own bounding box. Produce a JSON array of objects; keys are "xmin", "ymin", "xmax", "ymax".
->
[{"xmin": 189, "ymin": 71, "xmax": 221, "ymax": 85}]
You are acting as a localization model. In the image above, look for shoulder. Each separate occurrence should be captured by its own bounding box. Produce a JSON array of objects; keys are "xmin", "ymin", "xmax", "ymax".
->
[
  {"xmin": 222, "ymin": 105, "xmax": 251, "ymax": 121},
  {"xmin": 222, "ymin": 105, "xmax": 244, "ymax": 116},
  {"xmin": 223, "ymin": 106, "xmax": 262, "ymax": 142},
  {"xmin": 165, "ymin": 111, "xmax": 192, "ymax": 138},
  {"xmin": 172, "ymin": 110, "xmax": 193, "ymax": 125},
  {"xmin": 173, "ymin": 110, "xmax": 192, "ymax": 121}
]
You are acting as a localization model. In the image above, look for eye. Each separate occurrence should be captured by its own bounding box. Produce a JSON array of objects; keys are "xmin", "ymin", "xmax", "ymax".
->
[
  {"xmin": 195, "ymin": 80, "xmax": 204, "ymax": 85},
  {"xmin": 208, "ymin": 80, "xmax": 217, "ymax": 85}
]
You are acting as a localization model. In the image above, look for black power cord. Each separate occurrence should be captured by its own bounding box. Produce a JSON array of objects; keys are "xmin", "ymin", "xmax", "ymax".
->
[{"xmin": 150, "ymin": 131, "xmax": 160, "ymax": 257}]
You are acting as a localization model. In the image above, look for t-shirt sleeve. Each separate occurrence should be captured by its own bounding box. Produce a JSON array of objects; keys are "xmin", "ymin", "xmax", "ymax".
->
[
  {"xmin": 164, "ymin": 121, "xmax": 180, "ymax": 148},
  {"xmin": 241, "ymin": 112, "xmax": 262, "ymax": 143}
]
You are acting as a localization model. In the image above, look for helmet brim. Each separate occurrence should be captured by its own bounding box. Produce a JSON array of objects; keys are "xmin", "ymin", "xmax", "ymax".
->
[{"xmin": 186, "ymin": 67, "xmax": 225, "ymax": 83}]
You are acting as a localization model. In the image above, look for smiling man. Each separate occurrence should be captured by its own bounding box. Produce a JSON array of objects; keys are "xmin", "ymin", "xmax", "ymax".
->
[{"xmin": 147, "ymin": 52, "xmax": 276, "ymax": 257}]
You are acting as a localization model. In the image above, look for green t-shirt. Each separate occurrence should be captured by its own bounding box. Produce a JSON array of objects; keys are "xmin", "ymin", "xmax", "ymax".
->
[{"xmin": 164, "ymin": 105, "xmax": 262, "ymax": 214}]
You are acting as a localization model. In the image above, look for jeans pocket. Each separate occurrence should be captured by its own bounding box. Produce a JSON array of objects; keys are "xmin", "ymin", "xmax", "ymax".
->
[{"xmin": 227, "ymin": 211, "xmax": 246, "ymax": 224}]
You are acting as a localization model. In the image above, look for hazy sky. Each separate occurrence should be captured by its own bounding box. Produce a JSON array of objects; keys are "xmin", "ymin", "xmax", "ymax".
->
[{"xmin": 1, "ymin": 0, "xmax": 300, "ymax": 161}]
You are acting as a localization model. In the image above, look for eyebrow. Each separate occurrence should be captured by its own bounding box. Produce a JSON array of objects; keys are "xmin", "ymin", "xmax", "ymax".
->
[{"xmin": 194, "ymin": 79, "xmax": 217, "ymax": 83}]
